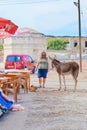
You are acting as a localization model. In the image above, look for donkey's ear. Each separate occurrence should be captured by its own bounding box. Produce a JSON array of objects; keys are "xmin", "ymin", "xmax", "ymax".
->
[{"xmin": 48, "ymin": 56, "xmax": 53, "ymax": 60}]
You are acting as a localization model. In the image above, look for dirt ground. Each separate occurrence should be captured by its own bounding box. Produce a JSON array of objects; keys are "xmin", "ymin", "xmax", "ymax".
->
[{"xmin": 0, "ymin": 68, "xmax": 87, "ymax": 130}]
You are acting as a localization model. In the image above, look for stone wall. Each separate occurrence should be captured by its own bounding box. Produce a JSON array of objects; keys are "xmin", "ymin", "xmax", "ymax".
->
[{"xmin": 3, "ymin": 33, "xmax": 47, "ymax": 62}]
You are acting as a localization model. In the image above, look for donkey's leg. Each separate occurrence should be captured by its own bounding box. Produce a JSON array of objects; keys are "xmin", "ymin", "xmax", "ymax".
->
[
  {"xmin": 58, "ymin": 75, "xmax": 61, "ymax": 91},
  {"xmin": 72, "ymin": 72, "xmax": 78, "ymax": 92},
  {"xmin": 72, "ymin": 75, "xmax": 77, "ymax": 92},
  {"xmin": 73, "ymin": 79, "xmax": 77, "ymax": 92},
  {"xmin": 63, "ymin": 75, "xmax": 66, "ymax": 91}
]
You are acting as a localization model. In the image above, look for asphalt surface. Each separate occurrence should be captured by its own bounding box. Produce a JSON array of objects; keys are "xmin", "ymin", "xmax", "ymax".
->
[{"xmin": 0, "ymin": 69, "xmax": 87, "ymax": 130}]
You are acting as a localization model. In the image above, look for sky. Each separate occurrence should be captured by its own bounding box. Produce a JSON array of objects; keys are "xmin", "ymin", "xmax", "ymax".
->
[{"xmin": 0, "ymin": 0, "xmax": 87, "ymax": 36}]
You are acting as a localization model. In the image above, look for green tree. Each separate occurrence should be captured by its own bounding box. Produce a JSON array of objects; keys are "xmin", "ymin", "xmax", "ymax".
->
[
  {"xmin": 47, "ymin": 38, "xmax": 69, "ymax": 50},
  {"xmin": 0, "ymin": 44, "xmax": 3, "ymax": 50}
]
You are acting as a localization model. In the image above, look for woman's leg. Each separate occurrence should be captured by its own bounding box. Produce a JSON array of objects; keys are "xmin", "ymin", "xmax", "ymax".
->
[
  {"xmin": 1, "ymin": 91, "xmax": 12, "ymax": 102},
  {"xmin": 42, "ymin": 69, "xmax": 48, "ymax": 88},
  {"xmin": 10, "ymin": 104, "xmax": 24, "ymax": 112},
  {"xmin": 42, "ymin": 78, "xmax": 46, "ymax": 88},
  {"xmin": 39, "ymin": 78, "xmax": 42, "ymax": 87},
  {"xmin": 0, "ymin": 90, "xmax": 14, "ymax": 110},
  {"xmin": 38, "ymin": 69, "xmax": 43, "ymax": 87}
]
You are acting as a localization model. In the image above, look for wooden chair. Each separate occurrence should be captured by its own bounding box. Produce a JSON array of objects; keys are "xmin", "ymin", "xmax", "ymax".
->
[{"xmin": 0, "ymin": 78, "xmax": 20, "ymax": 103}]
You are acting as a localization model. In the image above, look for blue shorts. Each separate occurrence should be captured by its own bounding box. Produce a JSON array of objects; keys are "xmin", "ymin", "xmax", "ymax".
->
[{"xmin": 37, "ymin": 69, "xmax": 48, "ymax": 78}]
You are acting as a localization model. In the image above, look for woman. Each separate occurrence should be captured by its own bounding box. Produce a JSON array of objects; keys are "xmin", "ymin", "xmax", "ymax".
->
[
  {"xmin": 37, "ymin": 52, "xmax": 49, "ymax": 88},
  {"xmin": 0, "ymin": 89, "xmax": 24, "ymax": 112}
]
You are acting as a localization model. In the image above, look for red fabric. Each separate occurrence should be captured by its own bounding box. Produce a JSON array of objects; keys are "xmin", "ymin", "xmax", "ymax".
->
[
  {"xmin": 0, "ymin": 29, "xmax": 12, "ymax": 38},
  {"xmin": 0, "ymin": 18, "xmax": 18, "ymax": 34},
  {"xmin": 5, "ymin": 22, "xmax": 18, "ymax": 34},
  {"xmin": 0, "ymin": 18, "xmax": 10, "ymax": 22},
  {"xmin": 0, "ymin": 18, "xmax": 11, "ymax": 28}
]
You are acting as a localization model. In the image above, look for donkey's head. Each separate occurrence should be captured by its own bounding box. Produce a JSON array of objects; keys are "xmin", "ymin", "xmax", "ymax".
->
[
  {"xmin": 49, "ymin": 56, "xmax": 56, "ymax": 69},
  {"xmin": 49, "ymin": 56, "xmax": 61, "ymax": 69}
]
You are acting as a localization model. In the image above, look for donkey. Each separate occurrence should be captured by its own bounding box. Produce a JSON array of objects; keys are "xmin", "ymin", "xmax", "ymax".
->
[{"xmin": 49, "ymin": 57, "xmax": 79, "ymax": 92}]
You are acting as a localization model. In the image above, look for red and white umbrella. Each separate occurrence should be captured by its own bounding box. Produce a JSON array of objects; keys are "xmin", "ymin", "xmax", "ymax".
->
[
  {"xmin": 0, "ymin": 17, "xmax": 18, "ymax": 38},
  {"xmin": 0, "ymin": 29, "xmax": 13, "ymax": 38}
]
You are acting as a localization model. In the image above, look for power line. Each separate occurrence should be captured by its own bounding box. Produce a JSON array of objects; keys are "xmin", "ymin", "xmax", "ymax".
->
[{"xmin": 0, "ymin": 0, "xmax": 61, "ymax": 5}]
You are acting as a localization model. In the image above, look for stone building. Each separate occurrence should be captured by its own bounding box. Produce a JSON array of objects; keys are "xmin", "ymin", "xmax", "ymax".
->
[
  {"xmin": 2, "ymin": 30, "xmax": 47, "ymax": 62},
  {"xmin": 0, "ymin": 27, "xmax": 87, "ymax": 63},
  {"xmin": 46, "ymin": 36, "xmax": 87, "ymax": 60},
  {"xmin": 46, "ymin": 36, "xmax": 87, "ymax": 52}
]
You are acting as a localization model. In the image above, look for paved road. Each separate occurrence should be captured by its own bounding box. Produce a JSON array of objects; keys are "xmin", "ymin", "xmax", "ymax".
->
[{"xmin": 0, "ymin": 70, "xmax": 87, "ymax": 130}]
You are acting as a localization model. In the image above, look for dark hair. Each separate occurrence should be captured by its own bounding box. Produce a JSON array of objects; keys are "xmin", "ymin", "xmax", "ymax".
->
[{"xmin": 40, "ymin": 52, "xmax": 47, "ymax": 59}]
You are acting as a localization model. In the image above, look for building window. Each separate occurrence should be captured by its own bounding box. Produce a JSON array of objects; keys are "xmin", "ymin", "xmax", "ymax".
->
[
  {"xmin": 85, "ymin": 41, "xmax": 87, "ymax": 47},
  {"xmin": 74, "ymin": 42, "xmax": 78, "ymax": 47}
]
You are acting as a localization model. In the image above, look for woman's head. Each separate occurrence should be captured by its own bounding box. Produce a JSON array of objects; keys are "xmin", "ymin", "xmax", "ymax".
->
[{"xmin": 41, "ymin": 51, "xmax": 47, "ymax": 59}]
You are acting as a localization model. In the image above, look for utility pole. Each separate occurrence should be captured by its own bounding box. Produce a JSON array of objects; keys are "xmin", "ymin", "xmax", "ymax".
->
[
  {"xmin": 74, "ymin": 0, "xmax": 82, "ymax": 72},
  {"xmin": 78, "ymin": 0, "xmax": 82, "ymax": 72}
]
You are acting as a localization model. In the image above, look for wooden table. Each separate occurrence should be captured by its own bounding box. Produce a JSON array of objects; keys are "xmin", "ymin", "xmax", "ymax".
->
[
  {"xmin": 4, "ymin": 69, "xmax": 31, "ymax": 91},
  {"xmin": 19, "ymin": 70, "xmax": 30, "ymax": 91},
  {"xmin": 0, "ymin": 77, "xmax": 10, "ymax": 90},
  {"xmin": 1, "ymin": 70, "xmax": 31, "ymax": 102},
  {"xmin": 0, "ymin": 73, "xmax": 20, "ymax": 102}
]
